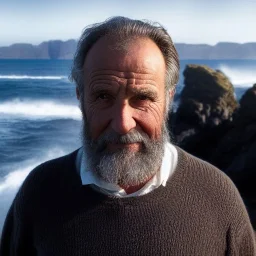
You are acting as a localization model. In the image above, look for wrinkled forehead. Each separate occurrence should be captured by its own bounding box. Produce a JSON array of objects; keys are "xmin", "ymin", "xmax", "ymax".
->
[{"xmin": 82, "ymin": 35, "xmax": 166, "ymax": 76}]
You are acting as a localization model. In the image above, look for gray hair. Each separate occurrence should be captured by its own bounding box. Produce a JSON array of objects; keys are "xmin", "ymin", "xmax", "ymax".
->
[{"xmin": 70, "ymin": 16, "xmax": 179, "ymax": 110}]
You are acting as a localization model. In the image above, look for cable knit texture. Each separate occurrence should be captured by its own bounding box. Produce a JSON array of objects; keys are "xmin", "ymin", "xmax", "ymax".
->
[{"xmin": 1, "ymin": 147, "xmax": 256, "ymax": 255}]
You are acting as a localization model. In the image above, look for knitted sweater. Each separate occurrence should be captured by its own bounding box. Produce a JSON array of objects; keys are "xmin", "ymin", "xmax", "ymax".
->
[{"xmin": 1, "ymin": 147, "xmax": 255, "ymax": 256}]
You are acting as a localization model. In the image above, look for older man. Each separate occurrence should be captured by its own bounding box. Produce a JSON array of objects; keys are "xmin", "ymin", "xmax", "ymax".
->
[{"xmin": 1, "ymin": 17, "xmax": 256, "ymax": 255}]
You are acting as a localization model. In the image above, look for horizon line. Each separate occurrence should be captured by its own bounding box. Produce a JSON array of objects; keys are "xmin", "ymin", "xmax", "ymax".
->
[{"xmin": 1, "ymin": 40, "xmax": 256, "ymax": 48}]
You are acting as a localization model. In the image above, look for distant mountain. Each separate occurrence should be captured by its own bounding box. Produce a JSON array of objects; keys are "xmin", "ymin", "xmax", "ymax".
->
[
  {"xmin": 176, "ymin": 42, "xmax": 256, "ymax": 59},
  {"xmin": 0, "ymin": 40, "xmax": 256, "ymax": 59},
  {"xmin": 0, "ymin": 40, "xmax": 77, "ymax": 59}
]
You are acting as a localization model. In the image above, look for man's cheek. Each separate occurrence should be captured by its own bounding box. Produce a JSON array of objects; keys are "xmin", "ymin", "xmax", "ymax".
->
[
  {"xmin": 136, "ymin": 111, "xmax": 164, "ymax": 139},
  {"xmin": 89, "ymin": 116, "xmax": 110, "ymax": 140}
]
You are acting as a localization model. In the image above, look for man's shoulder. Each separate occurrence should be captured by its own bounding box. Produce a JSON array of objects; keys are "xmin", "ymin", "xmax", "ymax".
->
[
  {"xmin": 175, "ymin": 146, "xmax": 232, "ymax": 184},
  {"xmin": 174, "ymin": 146, "xmax": 247, "ymax": 213},
  {"xmin": 29, "ymin": 148, "xmax": 80, "ymax": 178},
  {"xmin": 17, "ymin": 148, "xmax": 81, "ymax": 198},
  {"xmin": 9, "ymin": 149, "xmax": 81, "ymax": 223},
  {"xmin": 173, "ymin": 146, "xmax": 246, "ymax": 203}
]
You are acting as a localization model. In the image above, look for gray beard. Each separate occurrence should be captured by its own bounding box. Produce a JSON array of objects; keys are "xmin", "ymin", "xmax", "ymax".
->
[{"xmin": 82, "ymin": 118, "xmax": 170, "ymax": 187}]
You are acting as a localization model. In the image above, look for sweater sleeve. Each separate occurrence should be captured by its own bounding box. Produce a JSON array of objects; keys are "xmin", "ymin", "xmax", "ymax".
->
[
  {"xmin": 226, "ymin": 221, "xmax": 256, "ymax": 256},
  {"xmin": 224, "ymin": 184, "xmax": 256, "ymax": 256},
  {"xmin": 0, "ymin": 196, "xmax": 37, "ymax": 256}
]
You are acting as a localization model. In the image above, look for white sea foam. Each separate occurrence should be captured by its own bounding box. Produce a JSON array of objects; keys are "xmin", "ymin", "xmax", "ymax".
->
[
  {"xmin": 0, "ymin": 165, "xmax": 29, "ymax": 231},
  {"xmin": 0, "ymin": 164, "xmax": 34, "ymax": 194},
  {"xmin": 218, "ymin": 65, "xmax": 256, "ymax": 88},
  {"xmin": 0, "ymin": 99, "xmax": 82, "ymax": 120},
  {"xmin": 0, "ymin": 75, "xmax": 66, "ymax": 80}
]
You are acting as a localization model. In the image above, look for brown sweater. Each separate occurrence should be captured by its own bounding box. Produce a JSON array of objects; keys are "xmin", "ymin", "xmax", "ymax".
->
[{"xmin": 1, "ymin": 147, "xmax": 256, "ymax": 255}]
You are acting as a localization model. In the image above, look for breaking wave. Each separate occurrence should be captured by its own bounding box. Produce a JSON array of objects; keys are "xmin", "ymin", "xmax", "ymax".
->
[
  {"xmin": 0, "ymin": 75, "xmax": 66, "ymax": 80},
  {"xmin": 0, "ymin": 99, "xmax": 81, "ymax": 120},
  {"xmin": 218, "ymin": 65, "xmax": 256, "ymax": 88},
  {"xmin": 0, "ymin": 163, "xmax": 34, "ymax": 194}
]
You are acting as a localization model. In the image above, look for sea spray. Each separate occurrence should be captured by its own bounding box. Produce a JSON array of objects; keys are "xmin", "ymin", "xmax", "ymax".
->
[
  {"xmin": 0, "ymin": 99, "xmax": 81, "ymax": 120},
  {"xmin": 218, "ymin": 65, "xmax": 256, "ymax": 87}
]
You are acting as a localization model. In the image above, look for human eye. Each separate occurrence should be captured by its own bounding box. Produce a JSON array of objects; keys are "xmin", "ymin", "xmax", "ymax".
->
[
  {"xmin": 137, "ymin": 94, "xmax": 151, "ymax": 101},
  {"xmin": 93, "ymin": 90, "xmax": 113, "ymax": 101},
  {"xmin": 131, "ymin": 93, "xmax": 155, "ymax": 109},
  {"xmin": 97, "ymin": 92, "xmax": 111, "ymax": 100}
]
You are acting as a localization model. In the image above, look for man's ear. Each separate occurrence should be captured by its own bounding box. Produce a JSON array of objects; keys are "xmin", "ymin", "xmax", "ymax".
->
[
  {"xmin": 76, "ymin": 87, "xmax": 80, "ymax": 100},
  {"xmin": 169, "ymin": 87, "xmax": 176, "ymax": 100}
]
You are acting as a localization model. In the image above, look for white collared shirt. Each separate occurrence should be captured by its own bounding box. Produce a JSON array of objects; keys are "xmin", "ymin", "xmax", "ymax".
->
[{"xmin": 76, "ymin": 143, "xmax": 178, "ymax": 197}]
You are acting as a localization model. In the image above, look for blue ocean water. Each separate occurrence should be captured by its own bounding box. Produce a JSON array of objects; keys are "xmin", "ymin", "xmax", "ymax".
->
[{"xmin": 0, "ymin": 59, "xmax": 256, "ymax": 232}]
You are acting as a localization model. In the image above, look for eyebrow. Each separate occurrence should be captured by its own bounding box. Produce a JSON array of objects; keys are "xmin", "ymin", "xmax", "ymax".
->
[{"xmin": 128, "ymin": 87, "xmax": 158, "ymax": 98}]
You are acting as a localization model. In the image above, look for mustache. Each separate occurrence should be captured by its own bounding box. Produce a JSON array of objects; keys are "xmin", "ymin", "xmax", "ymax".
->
[{"xmin": 94, "ymin": 129, "xmax": 151, "ymax": 153}]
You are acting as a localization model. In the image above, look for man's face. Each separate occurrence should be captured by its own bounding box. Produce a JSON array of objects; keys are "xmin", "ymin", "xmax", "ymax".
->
[{"xmin": 79, "ymin": 36, "xmax": 170, "ymax": 187}]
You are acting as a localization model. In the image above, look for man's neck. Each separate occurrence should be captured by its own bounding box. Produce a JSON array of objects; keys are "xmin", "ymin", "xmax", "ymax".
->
[{"xmin": 119, "ymin": 176, "xmax": 154, "ymax": 195}]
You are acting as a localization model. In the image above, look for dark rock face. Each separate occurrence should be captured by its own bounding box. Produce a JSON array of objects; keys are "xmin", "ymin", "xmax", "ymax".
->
[
  {"xmin": 210, "ymin": 84, "xmax": 256, "ymax": 170},
  {"xmin": 171, "ymin": 73, "xmax": 256, "ymax": 228},
  {"xmin": 238, "ymin": 84, "xmax": 256, "ymax": 122},
  {"xmin": 172, "ymin": 65, "xmax": 238, "ymax": 143}
]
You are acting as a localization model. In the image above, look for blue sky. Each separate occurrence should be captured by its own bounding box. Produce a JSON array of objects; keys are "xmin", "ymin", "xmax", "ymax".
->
[{"xmin": 0, "ymin": 0, "xmax": 255, "ymax": 46}]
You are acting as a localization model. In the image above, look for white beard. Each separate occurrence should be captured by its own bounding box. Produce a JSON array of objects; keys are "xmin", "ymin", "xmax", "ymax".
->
[{"xmin": 82, "ymin": 119, "xmax": 170, "ymax": 187}]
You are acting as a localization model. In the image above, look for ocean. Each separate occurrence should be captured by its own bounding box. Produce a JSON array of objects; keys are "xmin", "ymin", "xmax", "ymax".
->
[{"xmin": 0, "ymin": 59, "xmax": 256, "ymax": 232}]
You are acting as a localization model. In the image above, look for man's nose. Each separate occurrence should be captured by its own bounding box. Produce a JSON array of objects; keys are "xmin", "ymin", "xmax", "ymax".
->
[{"xmin": 111, "ymin": 101, "xmax": 136, "ymax": 135}]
